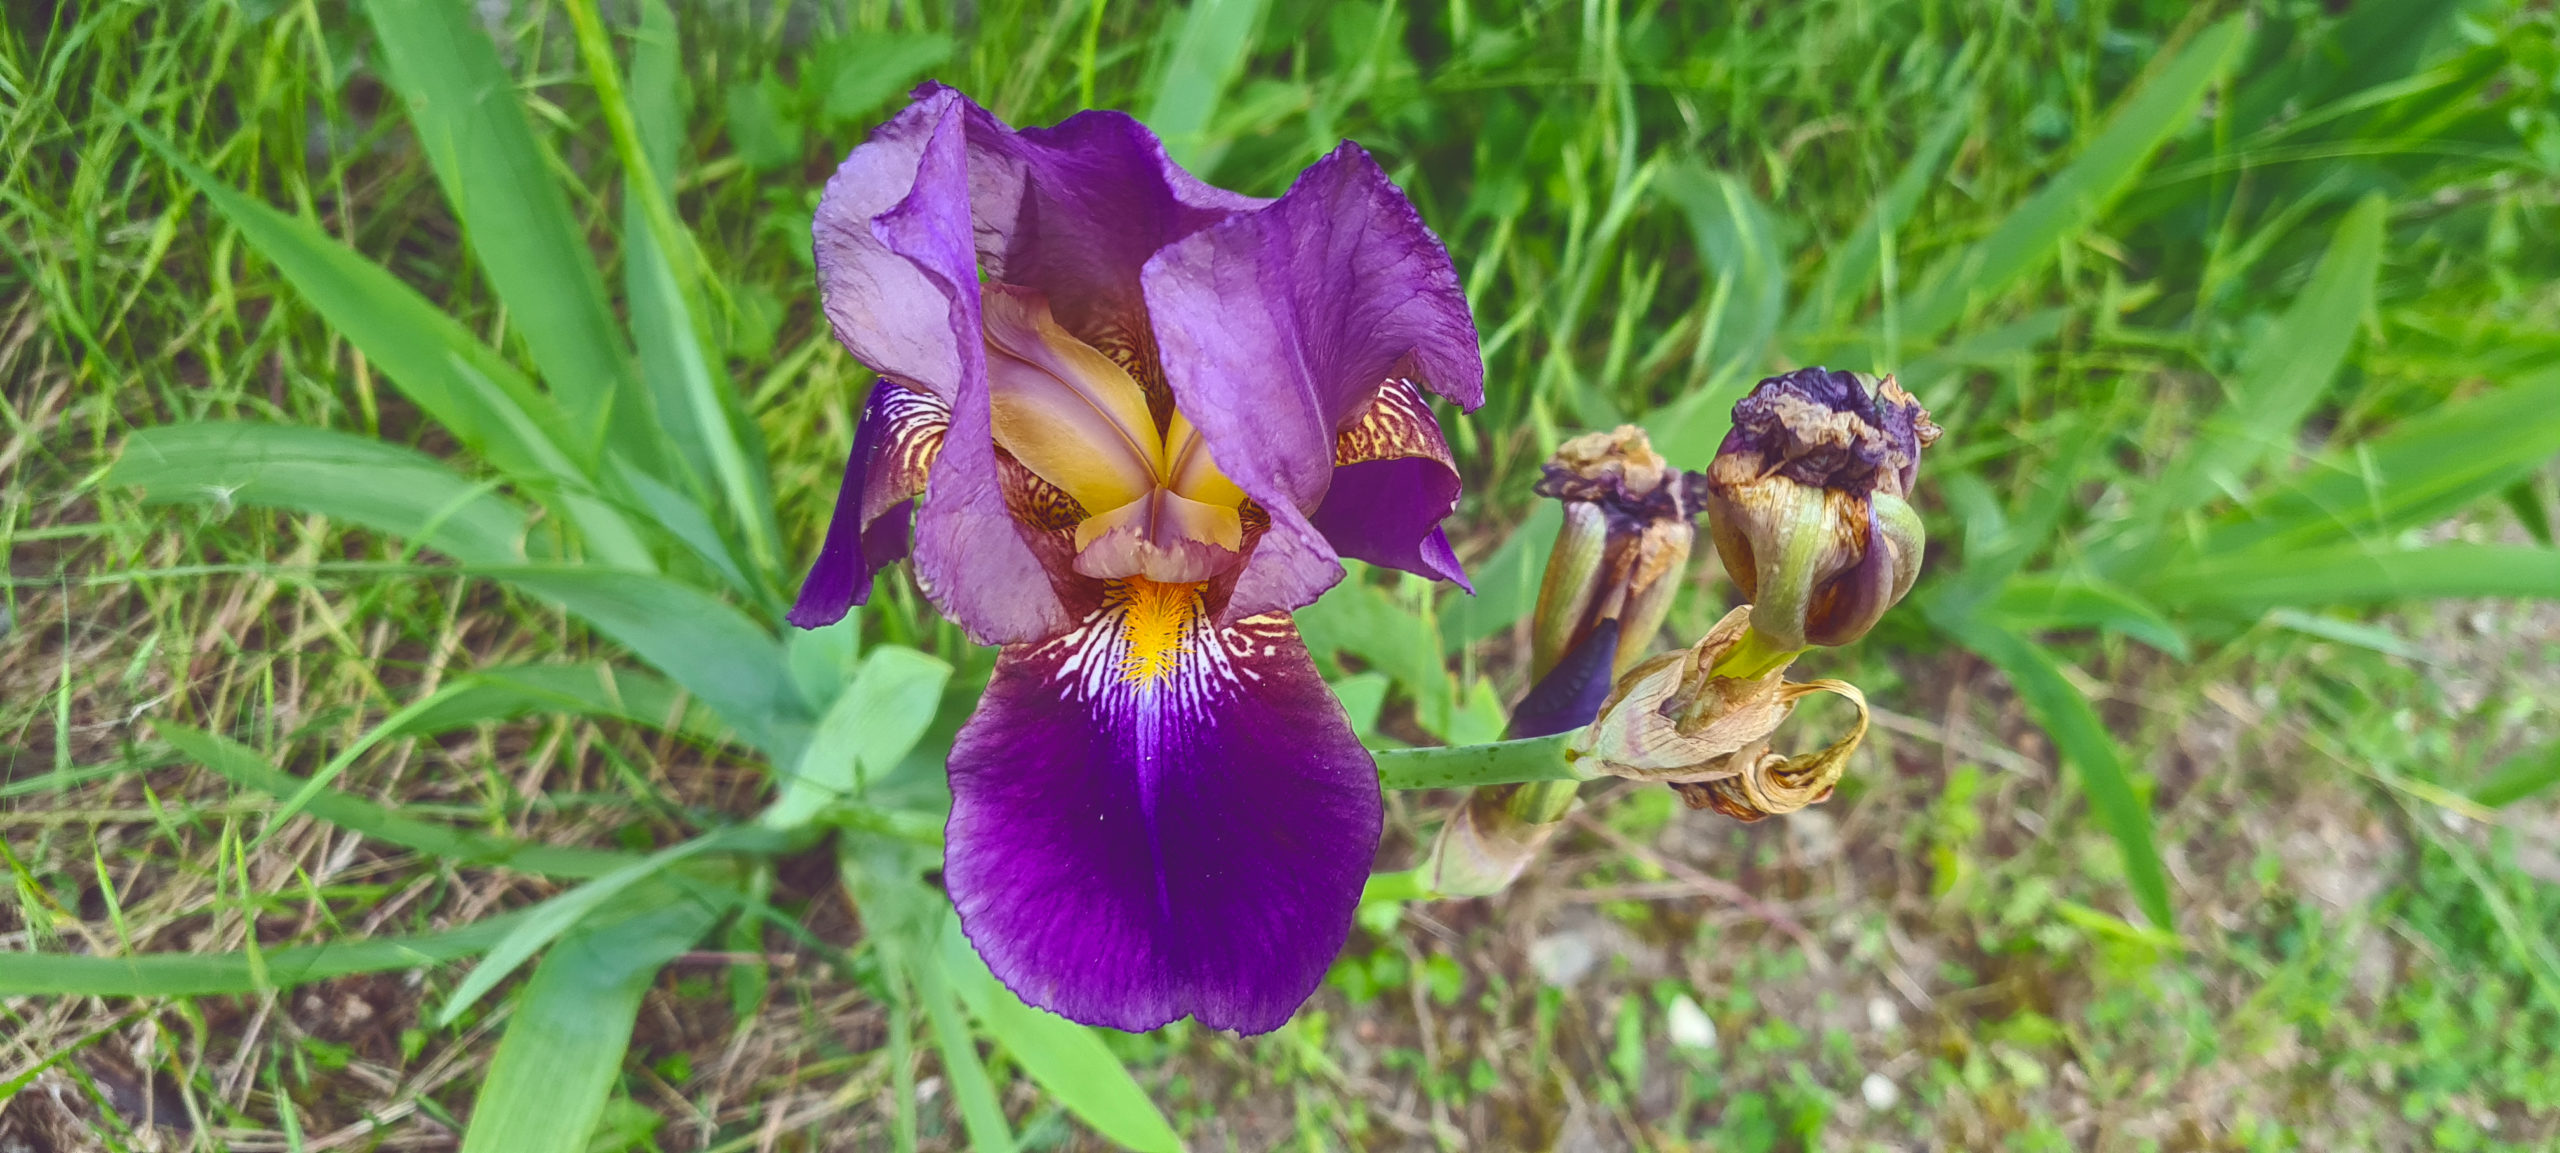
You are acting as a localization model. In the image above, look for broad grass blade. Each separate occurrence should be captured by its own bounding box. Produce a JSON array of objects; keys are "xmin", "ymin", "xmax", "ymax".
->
[
  {"xmin": 1989, "ymin": 576, "xmax": 2192, "ymax": 660},
  {"xmin": 2195, "ymin": 370, "xmax": 2560, "ymax": 558},
  {"xmin": 158, "ymin": 723, "xmax": 637, "ymax": 879},
  {"xmin": 620, "ymin": 0, "xmax": 717, "ymax": 500},
  {"xmin": 1900, "ymin": 16, "xmax": 2248, "ymax": 344},
  {"xmin": 362, "ymin": 0, "xmax": 651, "ymax": 466},
  {"xmin": 0, "ymin": 911, "xmax": 529, "ymax": 997},
  {"xmin": 147, "ymin": 138, "xmax": 653, "ymax": 568},
  {"xmin": 1938, "ymin": 615, "xmax": 2176, "ymax": 931},
  {"xmin": 110, "ymin": 422, "xmax": 532, "ymax": 565},
  {"xmin": 2144, "ymin": 544, "xmax": 2560, "ymax": 612},
  {"xmin": 612, "ymin": 457, "xmax": 758, "ymax": 599},
  {"xmin": 392, "ymin": 662, "xmax": 708, "ymax": 740},
  {"xmin": 456, "ymin": 880, "xmax": 735, "ymax": 1153},
  {"xmin": 477, "ymin": 566, "xmax": 806, "ymax": 760},
  {"xmin": 2474, "ymin": 741, "xmax": 2560, "ymax": 809},
  {"xmin": 586, "ymin": 0, "xmax": 783, "ymax": 577},
  {"xmin": 434, "ymin": 833, "xmax": 753, "ymax": 1027},
  {"xmin": 2138, "ymin": 194, "xmax": 2387, "ymax": 526},
  {"xmin": 911, "ymin": 945, "xmax": 1018, "ymax": 1153},
  {"xmin": 941, "ymin": 918, "xmax": 1184, "ymax": 1153},
  {"xmin": 1142, "ymin": 0, "xmax": 1270, "ymax": 172},
  {"xmin": 1659, "ymin": 162, "xmax": 1786, "ymax": 384},
  {"xmin": 764, "ymin": 646, "xmax": 952, "ymax": 830},
  {"xmin": 149, "ymin": 143, "xmax": 571, "ymax": 476}
]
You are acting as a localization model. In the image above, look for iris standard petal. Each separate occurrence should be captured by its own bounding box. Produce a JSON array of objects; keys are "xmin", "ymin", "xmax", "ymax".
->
[
  {"xmin": 1143, "ymin": 143, "xmax": 1484, "ymax": 619},
  {"xmin": 788, "ymin": 382, "xmax": 948, "ymax": 628},
  {"xmin": 815, "ymin": 86, "xmax": 1259, "ymax": 404},
  {"xmin": 813, "ymin": 89, "xmax": 975, "ymax": 402},
  {"xmin": 978, "ymin": 103, "xmax": 1265, "ymax": 376},
  {"xmin": 869, "ymin": 95, "xmax": 1075, "ymax": 645},
  {"xmin": 945, "ymin": 584, "xmax": 1382, "ymax": 1034}
]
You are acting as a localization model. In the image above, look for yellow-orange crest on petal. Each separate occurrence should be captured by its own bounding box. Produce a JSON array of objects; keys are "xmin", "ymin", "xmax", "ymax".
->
[{"xmin": 1114, "ymin": 577, "xmax": 1202, "ymax": 686}]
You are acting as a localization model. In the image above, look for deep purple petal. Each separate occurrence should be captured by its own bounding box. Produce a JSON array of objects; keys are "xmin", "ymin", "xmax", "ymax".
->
[
  {"xmin": 1310, "ymin": 458, "xmax": 1470, "ymax": 589},
  {"xmin": 1506, "ymin": 617, "xmax": 1620, "ymax": 739},
  {"xmin": 818, "ymin": 86, "xmax": 1258, "ymax": 395},
  {"xmin": 1307, "ymin": 377, "xmax": 1472, "ymax": 589},
  {"xmin": 1144, "ymin": 143, "xmax": 1484, "ymax": 618},
  {"xmin": 946, "ymin": 597, "xmax": 1382, "ymax": 1034},
  {"xmin": 869, "ymin": 95, "xmax": 1075, "ymax": 644},
  {"xmin": 789, "ymin": 384, "xmax": 947, "ymax": 628},
  {"xmin": 981, "ymin": 107, "xmax": 1264, "ymax": 360}
]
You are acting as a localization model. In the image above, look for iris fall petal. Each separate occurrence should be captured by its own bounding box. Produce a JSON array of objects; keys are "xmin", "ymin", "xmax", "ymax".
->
[
  {"xmin": 787, "ymin": 382, "xmax": 948, "ymax": 628},
  {"xmin": 945, "ymin": 588, "xmax": 1381, "ymax": 1034}
]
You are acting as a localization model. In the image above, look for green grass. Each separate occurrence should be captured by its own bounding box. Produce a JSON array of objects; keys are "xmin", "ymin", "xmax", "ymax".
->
[{"xmin": 6, "ymin": 0, "xmax": 2560, "ymax": 1149}]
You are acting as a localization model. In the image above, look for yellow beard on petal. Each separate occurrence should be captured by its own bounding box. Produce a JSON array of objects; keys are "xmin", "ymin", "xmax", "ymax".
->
[{"xmin": 1115, "ymin": 577, "xmax": 1203, "ymax": 686}]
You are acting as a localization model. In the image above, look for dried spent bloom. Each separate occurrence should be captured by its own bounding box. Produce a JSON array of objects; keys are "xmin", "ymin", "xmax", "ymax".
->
[
  {"xmin": 1422, "ymin": 784, "xmax": 1570, "ymax": 897},
  {"xmin": 1706, "ymin": 368, "xmax": 1939, "ymax": 651},
  {"xmin": 1509, "ymin": 427, "xmax": 1708, "ymax": 740},
  {"xmin": 791, "ymin": 86, "xmax": 1481, "ymax": 1033},
  {"xmin": 1566, "ymin": 605, "xmax": 1871, "ymax": 821}
]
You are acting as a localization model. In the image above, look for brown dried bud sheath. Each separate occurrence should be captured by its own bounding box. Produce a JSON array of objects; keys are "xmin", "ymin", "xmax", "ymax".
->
[{"xmin": 1528, "ymin": 426, "xmax": 1708, "ymax": 681}]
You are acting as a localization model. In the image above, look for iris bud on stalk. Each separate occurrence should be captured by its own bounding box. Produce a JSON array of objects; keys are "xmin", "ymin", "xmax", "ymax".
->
[
  {"xmin": 1563, "ymin": 367, "xmax": 1938, "ymax": 820},
  {"xmin": 1515, "ymin": 427, "xmax": 1711, "ymax": 736},
  {"xmin": 1423, "ymin": 427, "xmax": 1705, "ymax": 896},
  {"xmin": 1706, "ymin": 367, "xmax": 1938, "ymax": 654}
]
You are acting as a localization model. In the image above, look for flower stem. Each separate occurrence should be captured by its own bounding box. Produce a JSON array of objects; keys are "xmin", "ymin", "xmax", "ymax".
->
[
  {"xmin": 1708, "ymin": 624, "xmax": 1804, "ymax": 681},
  {"xmin": 1372, "ymin": 733, "xmax": 1583, "ymax": 790}
]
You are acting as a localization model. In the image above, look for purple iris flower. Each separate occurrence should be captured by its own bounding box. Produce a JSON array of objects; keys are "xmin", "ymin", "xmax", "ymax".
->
[{"xmin": 789, "ymin": 86, "xmax": 1483, "ymax": 1034}]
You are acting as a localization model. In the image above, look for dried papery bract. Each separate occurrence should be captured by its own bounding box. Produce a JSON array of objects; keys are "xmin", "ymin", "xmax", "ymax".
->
[{"xmin": 1564, "ymin": 605, "xmax": 1872, "ymax": 820}]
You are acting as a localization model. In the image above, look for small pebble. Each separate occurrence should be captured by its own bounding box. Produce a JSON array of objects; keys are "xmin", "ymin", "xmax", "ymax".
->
[
  {"xmin": 1861, "ymin": 1072, "xmax": 1900, "ymax": 1111},
  {"xmin": 1665, "ymin": 993, "xmax": 1716, "ymax": 1052},
  {"xmin": 1529, "ymin": 931, "xmax": 1598, "ymax": 987},
  {"xmin": 1866, "ymin": 995, "xmax": 1901, "ymax": 1033}
]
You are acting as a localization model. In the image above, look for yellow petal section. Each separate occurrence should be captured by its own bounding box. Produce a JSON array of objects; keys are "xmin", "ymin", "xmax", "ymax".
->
[
  {"xmin": 983, "ymin": 286, "xmax": 1164, "ymax": 513},
  {"xmin": 1161, "ymin": 410, "xmax": 1248, "ymax": 509}
]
